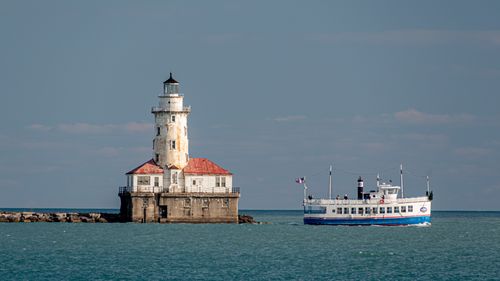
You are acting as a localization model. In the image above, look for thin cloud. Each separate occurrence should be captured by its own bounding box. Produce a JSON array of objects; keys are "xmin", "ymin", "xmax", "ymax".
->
[
  {"xmin": 28, "ymin": 122, "xmax": 153, "ymax": 134},
  {"xmin": 454, "ymin": 147, "xmax": 492, "ymax": 158},
  {"xmin": 273, "ymin": 115, "xmax": 306, "ymax": 122},
  {"xmin": 394, "ymin": 109, "xmax": 476, "ymax": 125},
  {"xmin": 27, "ymin": 124, "xmax": 52, "ymax": 132},
  {"xmin": 308, "ymin": 29, "xmax": 500, "ymax": 47}
]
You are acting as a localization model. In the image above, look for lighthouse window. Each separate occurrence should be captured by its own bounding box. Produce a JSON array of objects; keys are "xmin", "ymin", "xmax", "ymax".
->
[
  {"xmin": 156, "ymin": 127, "xmax": 160, "ymax": 136},
  {"xmin": 171, "ymin": 115, "xmax": 176, "ymax": 122},
  {"xmin": 387, "ymin": 207, "xmax": 393, "ymax": 214},
  {"xmin": 380, "ymin": 207, "xmax": 386, "ymax": 214},
  {"xmin": 172, "ymin": 172, "xmax": 178, "ymax": 184},
  {"xmin": 137, "ymin": 176, "xmax": 150, "ymax": 186},
  {"xmin": 408, "ymin": 205, "xmax": 413, "ymax": 212},
  {"xmin": 401, "ymin": 206, "xmax": 406, "ymax": 213},
  {"xmin": 170, "ymin": 140, "xmax": 176, "ymax": 150},
  {"xmin": 155, "ymin": 154, "xmax": 159, "ymax": 162}
]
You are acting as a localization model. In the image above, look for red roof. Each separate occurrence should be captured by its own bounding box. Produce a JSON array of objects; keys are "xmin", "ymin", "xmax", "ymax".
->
[
  {"xmin": 183, "ymin": 158, "xmax": 232, "ymax": 175},
  {"xmin": 126, "ymin": 159, "xmax": 164, "ymax": 175}
]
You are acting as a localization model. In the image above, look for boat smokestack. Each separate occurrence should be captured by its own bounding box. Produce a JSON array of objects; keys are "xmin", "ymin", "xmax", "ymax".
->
[{"xmin": 357, "ymin": 176, "xmax": 364, "ymax": 200}]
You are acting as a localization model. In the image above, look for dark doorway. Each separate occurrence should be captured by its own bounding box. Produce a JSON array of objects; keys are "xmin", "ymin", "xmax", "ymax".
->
[{"xmin": 160, "ymin": 206, "xmax": 168, "ymax": 218}]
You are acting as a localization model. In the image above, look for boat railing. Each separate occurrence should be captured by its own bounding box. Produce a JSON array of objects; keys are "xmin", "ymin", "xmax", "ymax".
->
[{"xmin": 306, "ymin": 196, "xmax": 429, "ymax": 205}]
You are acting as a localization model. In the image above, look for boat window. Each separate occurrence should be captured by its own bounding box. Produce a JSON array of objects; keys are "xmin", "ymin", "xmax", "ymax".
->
[
  {"xmin": 337, "ymin": 208, "xmax": 342, "ymax": 214},
  {"xmin": 401, "ymin": 206, "xmax": 406, "ymax": 213},
  {"xmin": 344, "ymin": 208, "xmax": 349, "ymax": 214},
  {"xmin": 372, "ymin": 207, "xmax": 378, "ymax": 214},
  {"xmin": 332, "ymin": 209, "xmax": 336, "ymax": 213},
  {"xmin": 394, "ymin": 206, "xmax": 399, "ymax": 213},
  {"xmin": 365, "ymin": 207, "xmax": 371, "ymax": 214},
  {"xmin": 380, "ymin": 207, "xmax": 386, "ymax": 214},
  {"xmin": 351, "ymin": 208, "xmax": 356, "ymax": 214},
  {"xmin": 408, "ymin": 205, "xmax": 413, "ymax": 212},
  {"xmin": 358, "ymin": 208, "xmax": 364, "ymax": 215},
  {"xmin": 387, "ymin": 207, "xmax": 393, "ymax": 214}
]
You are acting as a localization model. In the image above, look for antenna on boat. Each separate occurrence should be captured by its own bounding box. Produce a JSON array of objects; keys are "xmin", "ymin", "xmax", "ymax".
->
[
  {"xmin": 400, "ymin": 163, "xmax": 404, "ymax": 198},
  {"xmin": 328, "ymin": 165, "xmax": 332, "ymax": 200},
  {"xmin": 376, "ymin": 173, "xmax": 380, "ymax": 191},
  {"xmin": 303, "ymin": 177, "xmax": 308, "ymax": 201}
]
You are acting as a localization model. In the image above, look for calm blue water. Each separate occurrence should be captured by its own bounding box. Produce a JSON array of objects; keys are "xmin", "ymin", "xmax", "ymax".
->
[{"xmin": 0, "ymin": 210, "xmax": 499, "ymax": 280}]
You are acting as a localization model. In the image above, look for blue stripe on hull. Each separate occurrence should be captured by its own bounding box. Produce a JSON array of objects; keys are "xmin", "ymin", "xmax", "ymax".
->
[{"xmin": 303, "ymin": 216, "xmax": 431, "ymax": 226}]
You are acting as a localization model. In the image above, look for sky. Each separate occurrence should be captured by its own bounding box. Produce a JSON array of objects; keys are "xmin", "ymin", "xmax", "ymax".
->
[{"xmin": 1, "ymin": 1, "xmax": 499, "ymax": 210}]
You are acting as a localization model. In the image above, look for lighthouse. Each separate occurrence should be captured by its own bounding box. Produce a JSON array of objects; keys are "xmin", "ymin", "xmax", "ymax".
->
[{"xmin": 119, "ymin": 73, "xmax": 240, "ymax": 223}]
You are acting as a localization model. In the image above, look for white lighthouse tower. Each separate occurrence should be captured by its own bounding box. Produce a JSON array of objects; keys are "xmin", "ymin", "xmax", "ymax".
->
[{"xmin": 152, "ymin": 73, "xmax": 191, "ymax": 192}]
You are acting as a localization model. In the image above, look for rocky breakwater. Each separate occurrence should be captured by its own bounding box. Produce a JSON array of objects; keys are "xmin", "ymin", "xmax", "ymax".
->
[{"xmin": 0, "ymin": 211, "xmax": 121, "ymax": 223}]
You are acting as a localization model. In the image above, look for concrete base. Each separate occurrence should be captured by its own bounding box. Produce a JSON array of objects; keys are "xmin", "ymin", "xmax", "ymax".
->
[{"xmin": 119, "ymin": 192, "xmax": 239, "ymax": 223}]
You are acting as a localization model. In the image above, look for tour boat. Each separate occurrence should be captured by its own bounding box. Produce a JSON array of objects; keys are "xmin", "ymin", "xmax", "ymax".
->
[{"xmin": 301, "ymin": 165, "xmax": 433, "ymax": 226}]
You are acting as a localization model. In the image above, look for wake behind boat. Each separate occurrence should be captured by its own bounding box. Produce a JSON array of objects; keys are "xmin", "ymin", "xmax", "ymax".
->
[{"xmin": 301, "ymin": 165, "xmax": 433, "ymax": 226}]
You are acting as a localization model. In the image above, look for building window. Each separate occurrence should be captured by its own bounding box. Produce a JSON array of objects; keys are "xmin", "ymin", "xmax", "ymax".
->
[
  {"xmin": 155, "ymin": 154, "xmax": 159, "ymax": 163},
  {"xmin": 154, "ymin": 177, "xmax": 159, "ymax": 187},
  {"xmin": 137, "ymin": 176, "xmax": 150, "ymax": 186},
  {"xmin": 192, "ymin": 180, "xmax": 196, "ymax": 186},
  {"xmin": 170, "ymin": 140, "xmax": 176, "ymax": 150},
  {"xmin": 171, "ymin": 115, "xmax": 176, "ymax": 122},
  {"xmin": 156, "ymin": 127, "xmax": 160, "ymax": 136},
  {"xmin": 172, "ymin": 172, "xmax": 178, "ymax": 184},
  {"xmin": 216, "ymin": 176, "xmax": 226, "ymax": 188},
  {"xmin": 408, "ymin": 205, "xmax": 413, "ymax": 212}
]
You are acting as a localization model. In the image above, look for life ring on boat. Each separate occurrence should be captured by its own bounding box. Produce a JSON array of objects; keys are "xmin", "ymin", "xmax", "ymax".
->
[{"xmin": 379, "ymin": 199, "xmax": 384, "ymax": 204}]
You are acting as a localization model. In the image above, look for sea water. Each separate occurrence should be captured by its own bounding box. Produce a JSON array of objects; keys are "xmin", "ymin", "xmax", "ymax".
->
[{"xmin": 0, "ymin": 210, "xmax": 499, "ymax": 280}]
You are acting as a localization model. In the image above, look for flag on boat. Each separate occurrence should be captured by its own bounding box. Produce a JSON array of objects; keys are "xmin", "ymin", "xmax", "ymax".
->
[{"xmin": 295, "ymin": 177, "xmax": 305, "ymax": 184}]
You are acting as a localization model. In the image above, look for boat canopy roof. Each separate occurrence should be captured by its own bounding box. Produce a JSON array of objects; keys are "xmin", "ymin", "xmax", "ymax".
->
[{"xmin": 379, "ymin": 184, "xmax": 401, "ymax": 190}]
